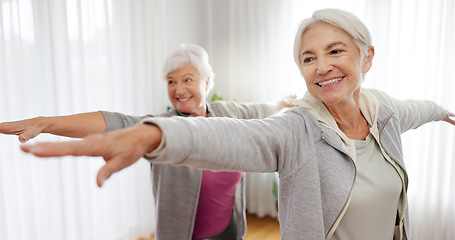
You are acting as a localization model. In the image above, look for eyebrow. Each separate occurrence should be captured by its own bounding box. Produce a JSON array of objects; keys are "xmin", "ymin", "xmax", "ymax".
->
[
  {"xmin": 167, "ymin": 73, "xmax": 194, "ymax": 79},
  {"xmin": 182, "ymin": 73, "xmax": 194, "ymax": 77},
  {"xmin": 301, "ymin": 41, "xmax": 347, "ymax": 56},
  {"xmin": 326, "ymin": 41, "xmax": 347, "ymax": 50}
]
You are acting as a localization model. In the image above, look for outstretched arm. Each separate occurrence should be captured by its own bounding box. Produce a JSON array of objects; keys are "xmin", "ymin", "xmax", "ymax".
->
[
  {"xmin": 370, "ymin": 89, "xmax": 449, "ymax": 132},
  {"xmin": 0, "ymin": 112, "xmax": 106, "ymax": 143},
  {"xmin": 20, "ymin": 110, "xmax": 303, "ymax": 187},
  {"xmin": 21, "ymin": 123, "xmax": 162, "ymax": 187}
]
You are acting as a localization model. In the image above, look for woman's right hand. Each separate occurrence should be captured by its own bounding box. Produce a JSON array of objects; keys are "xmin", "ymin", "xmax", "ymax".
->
[
  {"xmin": 0, "ymin": 117, "xmax": 46, "ymax": 143},
  {"xmin": 20, "ymin": 123, "xmax": 163, "ymax": 187}
]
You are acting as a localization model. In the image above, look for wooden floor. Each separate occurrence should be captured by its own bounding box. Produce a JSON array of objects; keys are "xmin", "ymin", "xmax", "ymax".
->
[
  {"xmin": 244, "ymin": 213, "xmax": 280, "ymax": 240},
  {"xmin": 142, "ymin": 213, "xmax": 280, "ymax": 240}
]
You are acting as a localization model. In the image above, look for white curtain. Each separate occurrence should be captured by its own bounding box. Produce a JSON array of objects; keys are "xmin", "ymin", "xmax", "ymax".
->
[
  {"xmin": 363, "ymin": 1, "xmax": 455, "ymax": 239},
  {"xmin": 0, "ymin": 0, "xmax": 168, "ymax": 239},
  {"xmin": 1, "ymin": 0, "xmax": 455, "ymax": 239}
]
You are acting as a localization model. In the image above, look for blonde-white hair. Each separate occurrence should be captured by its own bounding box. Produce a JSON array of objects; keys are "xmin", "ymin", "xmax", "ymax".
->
[
  {"xmin": 293, "ymin": 9, "xmax": 372, "ymax": 73},
  {"xmin": 163, "ymin": 43, "xmax": 215, "ymax": 95}
]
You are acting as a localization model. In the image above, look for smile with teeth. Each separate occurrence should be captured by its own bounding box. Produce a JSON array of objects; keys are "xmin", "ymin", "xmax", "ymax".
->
[
  {"xmin": 178, "ymin": 97, "xmax": 192, "ymax": 102},
  {"xmin": 317, "ymin": 77, "xmax": 343, "ymax": 87}
]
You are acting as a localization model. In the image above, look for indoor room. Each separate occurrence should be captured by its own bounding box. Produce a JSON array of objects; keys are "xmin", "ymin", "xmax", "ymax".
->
[{"xmin": 1, "ymin": 0, "xmax": 454, "ymax": 239}]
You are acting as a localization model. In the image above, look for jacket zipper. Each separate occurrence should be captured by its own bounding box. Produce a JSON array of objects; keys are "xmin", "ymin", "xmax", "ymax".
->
[{"xmin": 321, "ymin": 133, "xmax": 357, "ymax": 240}]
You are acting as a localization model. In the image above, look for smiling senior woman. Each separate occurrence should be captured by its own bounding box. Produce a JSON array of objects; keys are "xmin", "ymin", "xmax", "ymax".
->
[
  {"xmin": 0, "ymin": 44, "xmax": 295, "ymax": 240},
  {"xmin": 19, "ymin": 9, "xmax": 455, "ymax": 240}
]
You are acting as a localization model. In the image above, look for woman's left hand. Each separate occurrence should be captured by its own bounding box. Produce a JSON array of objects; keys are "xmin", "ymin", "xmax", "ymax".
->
[{"xmin": 444, "ymin": 110, "xmax": 455, "ymax": 125}]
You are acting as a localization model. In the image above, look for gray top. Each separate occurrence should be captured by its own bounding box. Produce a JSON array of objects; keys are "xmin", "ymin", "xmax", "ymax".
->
[
  {"xmin": 102, "ymin": 101, "xmax": 269, "ymax": 240},
  {"xmin": 144, "ymin": 89, "xmax": 446, "ymax": 240},
  {"xmin": 332, "ymin": 133, "xmax": 402, "ymax": 239}
]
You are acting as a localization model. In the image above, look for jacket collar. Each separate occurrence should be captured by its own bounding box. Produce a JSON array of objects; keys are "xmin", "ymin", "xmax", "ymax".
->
[{"xmin": 294, "ymin": 88, "xmax": 380, "ymax": 161}]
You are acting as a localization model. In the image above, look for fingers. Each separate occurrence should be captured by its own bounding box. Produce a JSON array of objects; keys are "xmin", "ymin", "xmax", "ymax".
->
[
  {"xmin": 444, "ymin": 111, "xmax": 455, "ymax": 125},
  {"xmin": 96, "ymin": 156, "xmax": 129, "ymax": 187},
  {"xmin": 19, "ymin": 135, "xmax": 28, "ymax": 143},
  {"xmin": 282, "ymin": 94, "xmax": 298, "ymax": 107},
  {"xmin": 97, "ymin": 164, "xmax": 112, "ymax": 187},
  {"xmin": 283, "ymin": 94, "xmax": 296, "ymax": 101},
  {"xmin": 288, "ymin": 94, "xmax": 298, "ymax": 99},
  {"xmin": 0, "ymin": 120, "xmax": 41, "ymax": 143},
  {"xmin": 19, "ymin": 126, "xmax": 152, "ymax": 187},
  {"xmin": 19, "ymin": 131, "xmax": 36, "ymax": 143},
  {"xmin": 20, "ymin": 142, "xmax": 73, "ymax": 157},
  {"xmin": 0, "ymin": 122, "xmax": 18, "ymax": 135},
  {"xmin": 20, "ymin": 138, "xmax": 99, "ymax": 157},
  {"xmin": 0, "ymin": 122, "xmax": 5, "ymax": 133},
  {"xmin": 20, "ymin": 138, "xmax": 115, "ymax": 187}
]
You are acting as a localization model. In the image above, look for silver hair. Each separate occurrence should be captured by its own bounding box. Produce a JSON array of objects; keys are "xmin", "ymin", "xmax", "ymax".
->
[
  {"xmin": 163, "ymin": 43, "xmax": 215, "ymax": 95},
  {"xmin": 293, "ymin": 9, "xmax": 372, "ymax": 72}
]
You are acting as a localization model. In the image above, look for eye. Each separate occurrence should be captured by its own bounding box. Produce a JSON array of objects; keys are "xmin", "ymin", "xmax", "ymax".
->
[
  {"xmin": 167, "ymin": 80, "xmax": 175, "ymax": 85},
  {"xmin": 303, "ymin": 57, "xmax": 314, "ymax": 64},
  {"xmin": 184, "ymin": 78, "xmax": 192, "ymax": 82},
  {"xmin": 330, "ymin": 49, "xmax": 344, "ymax": 55}
]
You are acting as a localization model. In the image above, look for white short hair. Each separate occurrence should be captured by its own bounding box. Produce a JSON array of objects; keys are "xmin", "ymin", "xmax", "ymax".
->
[
  {"xmin": 163, "ymin": 43, "xmax": 215, "ymax": 95},
  {"xmin": 293, "ymin": 9, "xmax": 372, "ymax": 72}
]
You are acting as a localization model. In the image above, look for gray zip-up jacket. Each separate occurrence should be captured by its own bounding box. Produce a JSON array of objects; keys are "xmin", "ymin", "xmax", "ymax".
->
[
  {"xmin": 102, "ymin": 101, "xmax": 269, "ymax": 240},
  {"xmin": 144, "ymin": 89, "xmax": 446, "ymax": 240}
]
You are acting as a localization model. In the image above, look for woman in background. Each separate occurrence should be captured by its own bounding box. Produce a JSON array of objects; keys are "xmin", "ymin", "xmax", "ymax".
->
[{"xmin": 0, "ymin": 44, "xmax": 295, "ymax": 239}]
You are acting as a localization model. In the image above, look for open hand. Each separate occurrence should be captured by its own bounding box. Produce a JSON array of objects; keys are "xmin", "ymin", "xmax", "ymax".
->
[
  {"xmin": 0, "ymin": 117, "xmax": 45, "ymax": 143},
  {"xmin": 21, "ymin": 123, "xmax": 163, "ymax": 187},
  {"xmin": 280, "ymin": 94, "xmax": 298, "ymax": 108},
  {"xmin": 444, "ymin": 111, "xmax": 455, "ymax": 125}
]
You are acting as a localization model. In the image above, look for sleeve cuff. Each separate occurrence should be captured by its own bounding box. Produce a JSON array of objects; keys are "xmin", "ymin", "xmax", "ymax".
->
[{"xmin": 144, "ymin": 131, "xmax": 166, "ymax": 158}]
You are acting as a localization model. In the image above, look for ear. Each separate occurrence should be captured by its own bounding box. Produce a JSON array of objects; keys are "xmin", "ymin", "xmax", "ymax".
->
[
  {"xmin": 205, "ymin": 78, "xmax": 210, "ymax": 91},
  {"xmin": 362, "ymin": 46, "xmax": 375, "ymax": 73}
]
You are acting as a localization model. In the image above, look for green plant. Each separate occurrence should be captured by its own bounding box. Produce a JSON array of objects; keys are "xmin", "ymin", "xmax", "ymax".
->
[
  {"xmin": 272, "ymin": 174, "xmax": 279, "ymax": 211},
  {"xmin": 211, "ymin": 93, "xmax": 224, "ymax": 102}
]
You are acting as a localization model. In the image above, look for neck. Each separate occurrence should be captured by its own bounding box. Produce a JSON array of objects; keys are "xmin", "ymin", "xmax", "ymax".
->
[
  {"xmin": 325, "ymin": 95, "xmax": 369, "ymax": 140},
  {"xmin": 189, "ymin": 104, "xmax": 208, "ymax": 117}
]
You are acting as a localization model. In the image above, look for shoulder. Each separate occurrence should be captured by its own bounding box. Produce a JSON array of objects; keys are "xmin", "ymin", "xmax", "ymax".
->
[
  {"xmin": 367, "ymin": 88, "xmax": 393, "ymax": 102},
  {"xmin": 207, "ymin": 101, "xmax": 230, "ymax": 116},
  {"xmin": 209, "ymin": 100, "xmax": 233, "ymax": 110},
  {"xmin": 271, "ymin": 107, "xmax": 322, "ymax": 130},
  {"xmin": 209, "ymin": 100, "xmax": 248, "ymax": 110},
  {"xmin": 208, "ymin": 101, "xmax": 268, "ymax": 118},
  {"xmin": 364, "ymin": 88, "xmax": 398, "ymax": 116}
]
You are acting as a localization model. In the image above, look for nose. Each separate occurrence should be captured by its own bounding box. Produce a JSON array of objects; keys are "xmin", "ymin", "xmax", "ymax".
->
[
  {"xmin": 316, "ymin": 57, "xmax": 333, "ymax": 75},
  {"xmin": 174, "ymin": 82, "xmax": 186, "ymax": 96}
]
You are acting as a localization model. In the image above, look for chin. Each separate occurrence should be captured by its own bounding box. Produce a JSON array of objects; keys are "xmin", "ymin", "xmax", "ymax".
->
[
  {"xmin": 176, "ymin": 106, "xmax": 193, "ymax": 113},
  {"xmin": 318, "ymin": 94, "xmax": 344, "ymax": 105}
]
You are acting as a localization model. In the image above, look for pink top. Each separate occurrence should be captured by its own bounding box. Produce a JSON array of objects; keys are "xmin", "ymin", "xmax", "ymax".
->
[{"xmin": 192, "ymin": 170, "xmax": 243, "ymax": 239}]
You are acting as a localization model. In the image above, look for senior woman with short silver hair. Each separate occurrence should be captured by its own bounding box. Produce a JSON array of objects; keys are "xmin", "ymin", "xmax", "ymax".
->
[
  {"xmin": 0, "ymin": 44, "xmax": 295, "ymax": 240},
  {"xmin": 19, "ymin": 9, "xmax": 455, "ymax": 240}
]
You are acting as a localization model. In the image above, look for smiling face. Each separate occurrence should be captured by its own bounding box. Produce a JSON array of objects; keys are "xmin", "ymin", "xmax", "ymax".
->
[
  {"xmin": 299, "ymin": 23, "xmax": 373, "ymax": 107},
  {"xmin": 167, "ymin": 63, "xmax": 208, "ymax": 117}
]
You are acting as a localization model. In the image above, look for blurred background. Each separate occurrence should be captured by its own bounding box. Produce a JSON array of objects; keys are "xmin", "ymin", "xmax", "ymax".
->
[{"xmin": 1, "ymin": 0, "xmax": 454, "ymax": 239}]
